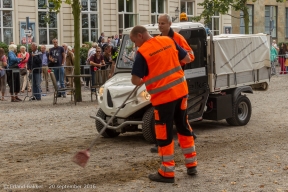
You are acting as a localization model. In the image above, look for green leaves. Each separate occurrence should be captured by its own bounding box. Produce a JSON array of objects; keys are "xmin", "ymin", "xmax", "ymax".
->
[{"xmin": 194, "ymin": 0, "xmax": 286, "ymax": 34}]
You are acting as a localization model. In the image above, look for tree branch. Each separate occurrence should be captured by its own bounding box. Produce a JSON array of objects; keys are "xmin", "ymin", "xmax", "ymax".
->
[{"xmin": 226, "ymin": 13, "xmax": 243, "ymax": 19}]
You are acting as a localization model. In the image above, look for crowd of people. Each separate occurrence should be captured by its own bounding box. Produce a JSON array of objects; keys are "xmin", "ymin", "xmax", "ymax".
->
[
  {"xmin": 1, "ymin": 40, "xmax": 72, "ymax": 101},
  {"xmin": 271, "ymin": 40, "xmax": 288, "ymax": 75},
  {"xmin": 84, "ymin": 34, "xmax": 120, "ymax": 90},
  {"xmin": 0, "ymin": 34, "xmax": 120, "ymax": 102}
]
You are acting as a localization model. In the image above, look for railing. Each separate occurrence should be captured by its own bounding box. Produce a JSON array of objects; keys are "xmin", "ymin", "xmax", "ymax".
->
[{"xmin": 0, "ymin": 64, "xmax": 112, "ymax": 102}]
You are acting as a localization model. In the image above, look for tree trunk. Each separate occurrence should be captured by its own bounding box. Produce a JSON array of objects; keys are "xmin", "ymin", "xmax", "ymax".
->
[
  {"xmin": 243, "ymin": 3, "xmax": 249, "ymax": 34},
  {"xmin": 72, "ymin": 0, "xmax": 82, "ymax": 102}
]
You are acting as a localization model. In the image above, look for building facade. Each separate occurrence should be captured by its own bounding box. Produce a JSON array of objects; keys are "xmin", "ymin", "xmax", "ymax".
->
[
  {"xmin": 1, "ymin": 0, "xmax": 231, "ymax": 46},
  {"xmin": 231, "ymin": 0, "xmax": 288, "ymax": 42}
]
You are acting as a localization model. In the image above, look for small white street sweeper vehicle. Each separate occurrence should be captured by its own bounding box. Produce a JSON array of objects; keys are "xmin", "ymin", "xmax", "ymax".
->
[{"xmin": 91, "ymin": 22, "xmax": 271, "ymax": 143}]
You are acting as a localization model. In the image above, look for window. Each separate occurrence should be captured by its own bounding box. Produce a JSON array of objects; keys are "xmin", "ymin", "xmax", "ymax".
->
[
  {"xmin": 38, "ymin": 0, "xmax": 58, "ymax": 45},
  {"xmin": 117, "ymin": 34, "xmax": 135, "ymax": 69},
  {"xmin": 81, "ymin": 0, "xmax": 98, "ymax": 43},
  {"xmin": 285, "ymin": 8, "xmax": 288, "ymax": 38},
  {"xmin": 0, "ymin": 0, "xmax": 13, "ymax": 44},
  {"xmin": 180, "ymin": 1, "xmax": 194, "ymax": 21},
  {"xmin": 118, "ymin": 0, "xmax": 138, "ymax": 37},
  {"xmin": 265, "ymin": 6, "xmax": 277, "ymax": 38},
  {"xmin": 240, "ymin": 5, "xmax": 253, "ymax": 34},
  {"xmin": 151, "ymin": 0, "xmax": 165, "ymax": 23}
]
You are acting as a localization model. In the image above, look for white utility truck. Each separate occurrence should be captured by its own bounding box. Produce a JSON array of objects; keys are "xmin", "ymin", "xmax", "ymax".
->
[{"xmin": 91, "ymin": 22, "xmax": 271, "ymax": 143}]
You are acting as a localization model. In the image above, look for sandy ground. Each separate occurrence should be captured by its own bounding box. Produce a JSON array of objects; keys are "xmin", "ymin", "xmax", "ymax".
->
[{"xmin": 1, "ymin": 74, "xmax": 288, "ymax": 192}]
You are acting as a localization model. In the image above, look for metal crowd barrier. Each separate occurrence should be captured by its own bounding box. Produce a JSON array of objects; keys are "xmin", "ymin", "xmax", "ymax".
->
[
  {"xmin": 1, "ymin": 64, "xmax": 112, "ymax": 102},
  {"xmin": 94, "ymin": 69, "xmax": 111, "ymax": 86},
  {"xmin": 30, "ymin": 66, "xmax": 75, "ymax": 99}
]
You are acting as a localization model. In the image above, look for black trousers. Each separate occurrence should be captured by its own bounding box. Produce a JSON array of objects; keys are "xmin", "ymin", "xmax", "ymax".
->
[
  {"xmin": 154, "ymin": 96, "xmax": 193, "ymax": 147},
  {"xmin": 6, "ymin": 70, "xmax": 20, "ymax": 94}
]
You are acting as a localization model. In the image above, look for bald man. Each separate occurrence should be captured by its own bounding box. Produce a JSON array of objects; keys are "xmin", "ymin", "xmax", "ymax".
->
[
  {"xmin": 149, "ymin": 14, "xmax": 197, "ymax": 154},
  {"xmin": 130, "ymin": 26, "xmax": 197, "ymax": 183},
  {"xmin": 158, "ymin": 14, "xmax": 195, "ymax": 63}
]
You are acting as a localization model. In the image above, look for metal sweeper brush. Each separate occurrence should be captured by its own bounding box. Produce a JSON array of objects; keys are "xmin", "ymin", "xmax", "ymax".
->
[{"xmin": 72, "ymin": 85, "xmax": 139, "ymax": 168}]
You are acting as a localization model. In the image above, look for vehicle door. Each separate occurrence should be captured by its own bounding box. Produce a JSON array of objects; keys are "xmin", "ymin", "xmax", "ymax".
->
[{"xmin": 179, "ymin": 28, "xmax": 210, "ymax": 121}]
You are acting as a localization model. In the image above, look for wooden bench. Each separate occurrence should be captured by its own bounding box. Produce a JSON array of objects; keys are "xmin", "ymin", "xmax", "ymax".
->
[{"xmin": 50, "ymin": 72, "xmax": 75, "ymax": 105}]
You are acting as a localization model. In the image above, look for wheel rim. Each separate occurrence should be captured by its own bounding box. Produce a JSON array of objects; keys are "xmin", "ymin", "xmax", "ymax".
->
[{"xmin": 237, "ymin": 101, "xmax": 248, "ymax": 121}]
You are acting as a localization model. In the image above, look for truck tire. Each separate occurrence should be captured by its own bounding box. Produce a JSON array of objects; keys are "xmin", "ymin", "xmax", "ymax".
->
[
  {"xmin": 142, "ymin": 107, "xmax": 156, "ymax": 143},
  {"xmin": 226, "ymin": 95, "xmax": 252, "ymax": 126},
  {"xmin": 95, "ymin": 108, "xmax": 120, "ymax": 138}
]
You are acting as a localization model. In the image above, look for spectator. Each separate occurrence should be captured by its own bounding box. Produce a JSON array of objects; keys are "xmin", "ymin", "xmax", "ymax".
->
[
  {"xmin": 7, "ymin": 44, "xmax": 24, "ymax": 102},
  {"xmin": 62, "ymin": 43, "xmax": 68, "ymax": 66},
  {"xmin": 49, "ymin": 38, "xmax": 66, "ymax": 98},
  {"xmin": 65, "ymin": 46, "xmax": 75, "ymax": 95},
  {"xmin": 102, "ymin": 44, "xmax": 112, "ymax": 70},
  {"xmin": 40, "ymin": 45, "xmax": 50, "ymax": 92},
  {"xmin": 272, "ymin": 40, "xmax": 279, "ymax": 52},
  {"xmin": 99, "ymin": 38, "xmax": 106, "ymax": 51},
  {"xmin": 286, "ymin": 44, "xmax": 288, "ymax": 71},
  {"xmin": 98, "ymin": 32, "xmax": 105, "ymax": 44},
  {"xmin": 85, "ymin": 43, "xmax": 98, "ymax": 86},
  {"xmin": 62, "ymin": 43, "xmax": 69, "ymax": 85},
  {"xmin": 89, "ymin": 47, "xmax": 105, "ymax": 91},
  {"xmin": 87, "ymin": 43, "xmax": 98, "ymax": 63},
  {"xmin": 278, "ymin": 43, "xmax": 287, "ymax": 74},
  {"xmin": 114, "ymin": 34, "xmax": 120, "ymax": 47},
  {"xmin": 270, "ymin": 44, "xmax": 278, "ymax": 76},
  {"xmin": 17, "ymin": 46, "xmax": 31, "ymax": 93},
  {"xmin": 28, "ymin": 42, "xmax": 42, "ymax": 101},
  {"xmin": 0, "ymin": 48, "xmax": 7, "ymax": 101},
  {"xmin": 108, "ymin": 46, "xmax": 119, "ymax": 78},
  {"xmin": 107, "ymin": 37, "xmax": 113, "ymax": 47},
  {"xmin": 111, "ymin": 35, "xmax": 116, "ymax": 47}
]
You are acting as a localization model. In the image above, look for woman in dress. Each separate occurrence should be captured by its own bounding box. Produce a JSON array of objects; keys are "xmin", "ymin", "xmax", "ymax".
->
[{"xmin": 17, "ymin": 46, "xmax": 31, "ymax": 92}]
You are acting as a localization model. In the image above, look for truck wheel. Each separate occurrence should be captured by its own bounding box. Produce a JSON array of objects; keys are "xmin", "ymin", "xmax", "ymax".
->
[
  {"xmin": 142, "ymin": 107, "xmax": 156, "ymax": 143},
  {"xmin": 226, "ymin": 95, "xmax": 252, "ymax": 126},
  {"xmin": 95, "ymin": 108, "xmax": 120, "ymax": 138}
]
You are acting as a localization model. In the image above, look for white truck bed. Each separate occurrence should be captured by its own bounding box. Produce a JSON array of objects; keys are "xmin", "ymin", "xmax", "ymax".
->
[{"xmin": 208, "ymin": 34, "xmax": 271, "ymax": 92}]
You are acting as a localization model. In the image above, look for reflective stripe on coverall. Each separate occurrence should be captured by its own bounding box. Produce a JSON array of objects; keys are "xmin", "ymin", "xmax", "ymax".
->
[{"xmin": 138, "ymin": 36, "xmax": 197, "ymax": 178}]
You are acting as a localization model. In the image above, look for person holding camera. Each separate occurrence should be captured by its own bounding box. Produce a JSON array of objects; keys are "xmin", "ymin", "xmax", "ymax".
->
[{"xmin": 49, "ymin": 38, "xmax": 66, "ymax": 97}]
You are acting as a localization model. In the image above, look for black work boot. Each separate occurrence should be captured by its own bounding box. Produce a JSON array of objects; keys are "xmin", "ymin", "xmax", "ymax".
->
[
  {"xmin": 148, "ymin": 173, "xmax": 174, "ymax": 183},
  {"xmin": 150, "ymin": 144, "xmax": 158, "ymax": 153},
  {"xmin": 187, "ymin": 166, "xmax": 198, "ymax": 175}
]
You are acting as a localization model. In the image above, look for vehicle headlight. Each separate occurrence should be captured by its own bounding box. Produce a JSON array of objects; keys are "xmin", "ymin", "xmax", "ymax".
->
[
  {"xmin": 98, "ymin": 86, "xmax": 104, "ymax": 97},
  {"xmin": 142, "ymin": 90, "xmax": 151, "ymax": 100}
]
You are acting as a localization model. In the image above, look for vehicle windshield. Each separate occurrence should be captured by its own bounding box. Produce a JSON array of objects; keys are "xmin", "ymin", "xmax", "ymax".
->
[{"xmin": 117, "ymin": 34, "xmax": 136, "ymax": 69}]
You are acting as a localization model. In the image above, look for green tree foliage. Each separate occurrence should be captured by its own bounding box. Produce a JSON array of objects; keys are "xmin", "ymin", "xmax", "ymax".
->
[
  {"xmin": 47, "ymin": 0, "xmax": 82, "ymax": 102},
  {"xmin": 193, "ymin": 0, "xmax": 285, "ymax": 34},
  {"xmin": 0, "ymin": 42, "xmax": 9, "ymax": 54}
]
